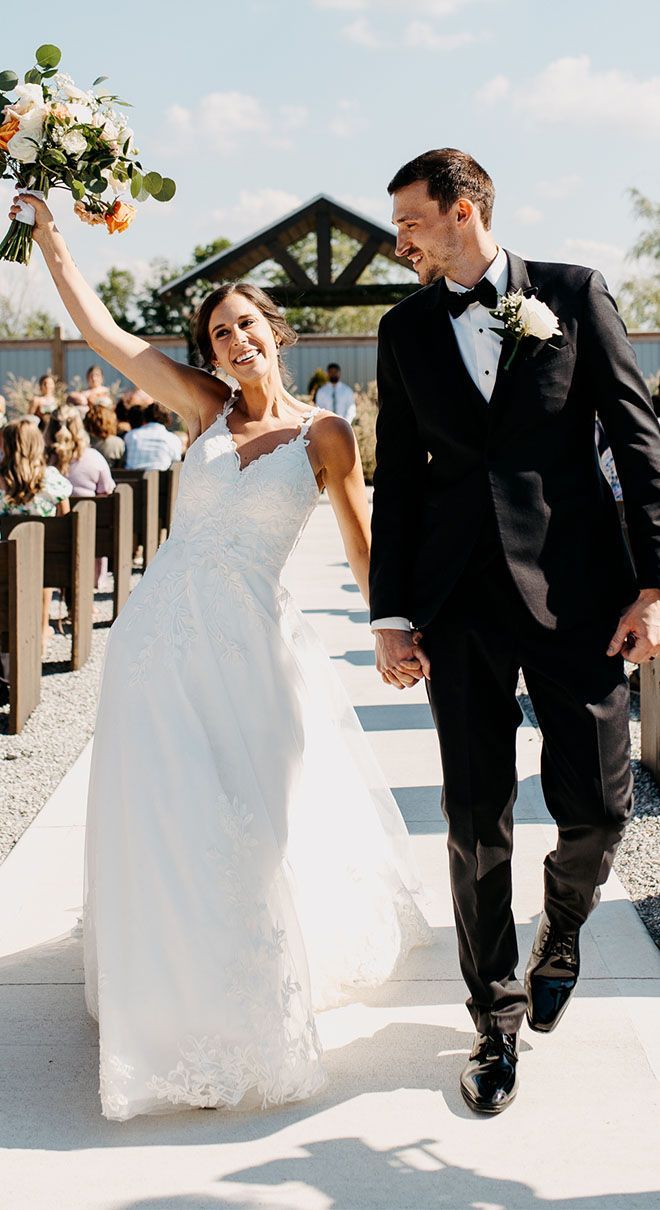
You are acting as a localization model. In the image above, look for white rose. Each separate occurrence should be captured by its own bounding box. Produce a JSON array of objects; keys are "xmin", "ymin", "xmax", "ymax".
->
[
  {"xmin": 7, "ymin": 108, "xmax": 45, "ymax": 163},
  {"xmin": 62, "ymin": 129, "xmax": 88, "ymax": 156},
  {"xmin": 519, "ymin": 295, "xmax": 561, "ymax": 341},
  {"xmin": 66, "ymin": 100, "xmax": 94, "ymax": 126},
  {"xmin": 11, "ymin": 83, "xmax": 47, "ymax": 115}
]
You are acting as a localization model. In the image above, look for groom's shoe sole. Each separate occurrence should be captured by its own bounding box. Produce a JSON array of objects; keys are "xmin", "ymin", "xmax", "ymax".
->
[{"xmin": 460, "ymin": 1084, "xmax": 517, "ymax": 1115}]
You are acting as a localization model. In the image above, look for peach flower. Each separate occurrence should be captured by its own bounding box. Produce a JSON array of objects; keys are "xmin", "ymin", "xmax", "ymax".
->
[
  {"xmin": 73, "ymin": 200, "xmax": 105, "ymax": 227},
  {"xmin": 104, "ymin": 198, "xmax": 137, "ymax": 234}
]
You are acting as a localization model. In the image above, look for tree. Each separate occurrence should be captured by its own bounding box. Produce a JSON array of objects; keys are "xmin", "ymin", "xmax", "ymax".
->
[
  {"xmin": 0, "ymin": 292, "xmax": 56, "ymax": 338},
  {"xmin": 96, "ymin": 267, "xmax": 138, "ymax": 330},
  {"xmin": 94, "ymin": 236, "xmax": 232, "ymax": 338},
  {"xmin": 617, "ymin": 189, "xmax": 660, "ymax": 331}
]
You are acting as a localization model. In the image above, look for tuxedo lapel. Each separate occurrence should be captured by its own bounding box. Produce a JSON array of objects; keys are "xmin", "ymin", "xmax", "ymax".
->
[{"xmin": 488, "ymin": 251, "xmax": 535, "ymax": 411}]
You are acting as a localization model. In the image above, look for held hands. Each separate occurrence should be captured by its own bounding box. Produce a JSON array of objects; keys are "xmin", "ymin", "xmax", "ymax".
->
[
  {"xmin": 374, "ymin": 628, "xmax": 431, "ymax": 690},
  {"xmin": 607, "ymin": 589, "xmax": 660, "ymax": 663}
]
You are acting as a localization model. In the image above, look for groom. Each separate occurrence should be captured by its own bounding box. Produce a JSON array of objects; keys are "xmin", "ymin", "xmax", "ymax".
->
[{"xmin": 369, "ymin": 148, "xmax": 660, "ymax": 1114}]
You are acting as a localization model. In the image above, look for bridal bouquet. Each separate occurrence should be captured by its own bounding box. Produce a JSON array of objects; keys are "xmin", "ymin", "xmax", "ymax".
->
[{"xmin": 0, "ymin": 43, "xmax": 176, "ymax": 264}]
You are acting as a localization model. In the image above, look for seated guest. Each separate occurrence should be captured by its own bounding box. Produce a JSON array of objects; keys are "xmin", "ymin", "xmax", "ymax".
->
[
  {"xmin": 67, "ymin": 390, "xmax": 90, "ymax": 420},
  {"xmin": 85, "ymin": 402, "xmax": 125, "ymax": 468},
  {"xmin": 45, "ymin": 405, "xmax": 115, "ymax": 497},
  {"xmin": 0, "ymin": 418, "xmax": 71, "ymax": 655},
  {"xmin": 28, "ymin": 373, "xmax": 59, "ymax": 427},
  {"xmin": 124, "ymin": 401, "xmax": 182, "ymax": 471},
  {"xmin": 83, "ymin": 364, "xmax": 114, "ymax": 409},
  {"xmin": 46, "ymin": 405, "xmax": 115, "ymax": 594}
]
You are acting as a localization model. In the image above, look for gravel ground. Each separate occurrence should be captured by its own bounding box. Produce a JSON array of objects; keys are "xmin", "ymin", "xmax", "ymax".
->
[
  {"xmin": 2, "ymin": 590, "xmax": 658, "ymax": 949},
  {"xmin": 519, "ymin": 669, "xmax": 660, "ymax": 949},
  {"xmin": 0, "ymin": 576, "xmax": 139, "ymax": 864}
]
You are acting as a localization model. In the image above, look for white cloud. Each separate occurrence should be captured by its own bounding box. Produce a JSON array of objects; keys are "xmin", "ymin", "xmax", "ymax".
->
[
  {"xmin": 279, "ymin": 105, "xmax": 308, "ymax": 131},
  {"xmin": 536, "ymin": 174, "xmax": 581, "ymax": 200},
  {"xmin": 514, "ymin": 206, "xmax": 543, "ymax": 226},
  {"xmin": 404, "ymin": 22, "xmax": 475, "ymax": 49},
  {"xmin": 164, "ymin": 93, "xmax": 307, "ymax": 154},
  {"xmin": 480, "ymin": 56, "xmax": 660, "ymax": 137},
  {"xmin": 559, "ymin": 239, "xmax": 626, "ymax": 288},
  {"xmin": 475, "ymin": 74, "xmax": 510, "ymax": 104},
  {"xmin": 338, "ymin": 193, "xmax": 393, "ymax": 226},
  {"xmin": 316, "ymin": 0, "xmax": 485, "ymax": 11},
  {"xmin": 342, "ymin": 16, "xmax": 383, "ymax": 46},
  {"xmin": 328, "ymin": 99, "xmax": 369, "ymax": 138},
  {"xmin": 211, "ymin": 189, "xmax": 302, "ymax": 239}
]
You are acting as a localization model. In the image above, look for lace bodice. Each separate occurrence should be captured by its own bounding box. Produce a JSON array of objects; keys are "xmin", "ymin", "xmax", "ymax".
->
[{"xmin": 169, "ymin": 397, "xmax": 320, "ymax": 577}]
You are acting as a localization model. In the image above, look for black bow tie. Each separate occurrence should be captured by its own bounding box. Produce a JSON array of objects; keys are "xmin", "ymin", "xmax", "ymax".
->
[{"xmin": 444, "ymin": 277, "xmax": 498, "ymax": 318}]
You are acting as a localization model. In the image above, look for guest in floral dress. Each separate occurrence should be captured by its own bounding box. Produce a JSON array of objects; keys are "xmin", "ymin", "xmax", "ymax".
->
[{"xmin": 0, "ymin": 418, "xmax": 71, "ymax": 654}]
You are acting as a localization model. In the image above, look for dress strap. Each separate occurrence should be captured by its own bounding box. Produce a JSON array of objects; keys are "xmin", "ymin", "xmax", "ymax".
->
[{"xmin": 299, "ymin": 408, "xmax": 319, "ymax": 442}]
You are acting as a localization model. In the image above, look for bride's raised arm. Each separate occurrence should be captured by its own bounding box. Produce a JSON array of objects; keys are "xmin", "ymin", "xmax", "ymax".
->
[{"xmin": 8, "ymin": 194, "xmax": 230, "ymax": 428}]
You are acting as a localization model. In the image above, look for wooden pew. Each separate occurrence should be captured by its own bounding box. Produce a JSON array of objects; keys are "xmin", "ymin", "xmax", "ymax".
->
[
  {"xmin": 158, "ymin": 462, "xmax": 181, "ymax": 545},
  {"xmin": 0, "ymin": 521, "xmax": 44, "ymax": 734},
  {"xmin": 112, "ymin": 469, "xmax": 159, "ymax": 569},
  {"xmin": 0, "ymin": 500, "xmax": 95, "ymax": 671},
  {"xmin": 71, "ymin": 484, "xmax": 133, "ymax": 620}
]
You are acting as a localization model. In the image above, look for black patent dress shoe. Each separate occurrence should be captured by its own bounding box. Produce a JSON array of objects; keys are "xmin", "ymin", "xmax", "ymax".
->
[
  {"xmin": 525, "ymin": 911, "xmax": 580, "ymax": 1033},
  {"xmin": 460, "ymin": 1032, "xmax": 518, "ymax": 1115}
]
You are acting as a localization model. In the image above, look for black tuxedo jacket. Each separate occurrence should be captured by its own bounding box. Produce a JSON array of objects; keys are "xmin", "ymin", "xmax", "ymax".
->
[{"xmin": 369, "ymin": 251, "xmax": 660, "ymax": 630}]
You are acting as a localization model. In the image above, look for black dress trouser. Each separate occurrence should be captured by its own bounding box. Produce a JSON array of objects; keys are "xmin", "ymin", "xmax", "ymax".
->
[{"xmin": 421, "ymin": 527, "xmax": 633, "ymax": 1036}]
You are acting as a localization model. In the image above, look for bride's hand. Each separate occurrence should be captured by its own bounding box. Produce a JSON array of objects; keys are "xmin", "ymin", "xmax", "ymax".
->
[{"xmin": 8, "ymin": 192, "xmax": 56, "ymax": 239}]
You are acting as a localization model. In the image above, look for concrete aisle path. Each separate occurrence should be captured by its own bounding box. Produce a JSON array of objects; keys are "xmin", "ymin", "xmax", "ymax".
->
[{"xmin": 1, "ymin": 496, "xmax": 659, "ymax": 1210}]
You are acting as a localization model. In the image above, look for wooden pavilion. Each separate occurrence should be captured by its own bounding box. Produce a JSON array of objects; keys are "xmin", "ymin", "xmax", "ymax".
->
[{"xmin": 158, "ymin": 194, "xmax": 418, "ymax": 308}]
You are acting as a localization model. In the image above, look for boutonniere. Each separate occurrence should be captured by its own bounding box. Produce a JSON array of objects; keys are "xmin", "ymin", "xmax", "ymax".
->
[{"xmin": 490, "ymin": 289, "xmax": 561, "ymax": 370}]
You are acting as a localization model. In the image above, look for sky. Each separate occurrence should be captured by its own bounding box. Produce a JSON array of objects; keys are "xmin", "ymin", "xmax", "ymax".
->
[{"xmin": 2, "ymin": 0, "xmax": 659, "ymax": 333}]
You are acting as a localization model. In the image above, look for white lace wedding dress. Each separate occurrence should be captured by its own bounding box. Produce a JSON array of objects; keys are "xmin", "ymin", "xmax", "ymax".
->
[{"xmin": 83, "ymin": 394, "xmax": 431, "ymax": 1121}]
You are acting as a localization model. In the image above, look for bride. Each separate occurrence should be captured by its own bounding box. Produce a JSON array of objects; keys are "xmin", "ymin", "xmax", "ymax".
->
[{"xmin": 10, "ymin": 193, "xmax": 431, "ymax": 1121}]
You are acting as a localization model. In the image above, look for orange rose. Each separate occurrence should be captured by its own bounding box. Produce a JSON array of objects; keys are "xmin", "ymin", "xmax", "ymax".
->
[
  {"xmin": 104, "ymin": 199, "xmax": 137, "ymax": 235},
  {"xmin": 0, "ymin": 114, "xmax": 20, "ymax": 153}
]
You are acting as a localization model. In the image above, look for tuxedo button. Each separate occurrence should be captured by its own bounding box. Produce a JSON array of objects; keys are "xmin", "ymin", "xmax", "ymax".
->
[{"xmin": 485, "ymin": 370, "xmax": 490, "ymax": 376}]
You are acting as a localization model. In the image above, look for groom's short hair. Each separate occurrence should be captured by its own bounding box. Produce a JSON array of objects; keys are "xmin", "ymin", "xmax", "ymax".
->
[{"xmin": 388, "ymin": 149, "xmax": 494, "ymax": 229}]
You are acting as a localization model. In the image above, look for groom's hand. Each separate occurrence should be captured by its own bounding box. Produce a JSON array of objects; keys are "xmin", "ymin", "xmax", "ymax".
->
[
  {"xmin": 607, "ymin": 589, "xmax": 660, "ymax": 663},
  {"xmin": 374, "ymin": 629, "xmax": 430, "ymax": 689}
]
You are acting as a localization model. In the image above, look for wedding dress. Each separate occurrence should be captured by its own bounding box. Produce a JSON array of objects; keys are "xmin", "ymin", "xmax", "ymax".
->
[{"xmin": 83, "ymin": 393, "xmax": 431, "ymax": 1121}]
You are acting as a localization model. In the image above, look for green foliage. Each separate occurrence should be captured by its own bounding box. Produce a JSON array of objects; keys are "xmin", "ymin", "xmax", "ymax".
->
[
  {"xmin": 617, "ymin": 189, "xmax": 660, "ymax": 331},
  {"xmin": 96, "ymin": 267, "xmax": 138, "ymax": 330},
  {"xmin": 0, "ymin": 292, "xmax": 56, "ymax": 339},
  {"xmin": 352, "ymin": 381, "xmax": 378, "ymax": 484}
]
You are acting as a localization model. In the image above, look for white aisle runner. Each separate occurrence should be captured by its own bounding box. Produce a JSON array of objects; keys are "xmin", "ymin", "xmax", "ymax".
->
[{"xmin": 0, "ymin": 495, "xmax": 659, "ymax": 1210}]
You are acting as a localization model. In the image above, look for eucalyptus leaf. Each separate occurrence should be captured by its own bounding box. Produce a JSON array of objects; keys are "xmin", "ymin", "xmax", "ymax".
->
[
  {"xmin": 35, "ymin": 44, "xmax": 62, "ymax": 69},
  {"xmin": 71, "ymin": 179, "xmax": 85, "ymax": 200},
  {"xmin": 0, "ymin": 95, "xmax": 11, "ymax": 110},
  {"xmin": 130, "ymin": 171, "xmax": 143, "ymax": 199},
  {"xmin": 24, "ymin": 68, "xmax": 43, "ymax": 85},
  {"xmin": 92, "ymin": 75, "xmax": 109, "ymax": 87},
  {"xmin": 41, "ymin": 67, "xmax": 59, "ymax": 79},
  {"xmin": 0, "ymin": 71, "xmax": 19, "ymax": 92},
  {"xmin": 88, "ymin": 178, "xmax": 107, "ymax": 195},
  {"xmin": 144, "ymin": 171, "xmax": 162, "ymax": 195},
  {"xmin": 153, "ymin": 177, "xmax": 176, "ymax": 203}
]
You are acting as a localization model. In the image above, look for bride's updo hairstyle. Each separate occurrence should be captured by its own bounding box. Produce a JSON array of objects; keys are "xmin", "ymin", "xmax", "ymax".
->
[{"xmin": 192, "ymin": 283, "xmax": 298, "ymax": 375}]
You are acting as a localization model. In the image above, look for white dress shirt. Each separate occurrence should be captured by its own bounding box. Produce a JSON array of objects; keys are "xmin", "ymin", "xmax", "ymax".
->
[
  {"xmin": 124, "ymin": 422, "xmax": 182, "ymax": 472},
  {"xmin": 315, "ymin": 380, "xmax": 356, "ymax": 424},
  {"xmin": 371, "ymin": 247, "xmax": 508, "ymax": 633}
]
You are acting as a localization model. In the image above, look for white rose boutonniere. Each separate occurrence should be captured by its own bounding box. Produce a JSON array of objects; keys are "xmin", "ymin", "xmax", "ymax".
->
[{"xmin": 490, "ymin": 289, "xmax": 561, "ymax": 369}]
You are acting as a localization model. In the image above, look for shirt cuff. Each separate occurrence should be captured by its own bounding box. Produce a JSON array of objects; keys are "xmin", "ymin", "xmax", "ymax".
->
[{"xmin": 370, "ymin": 617, "xmax": 412, "ymax": 632}]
